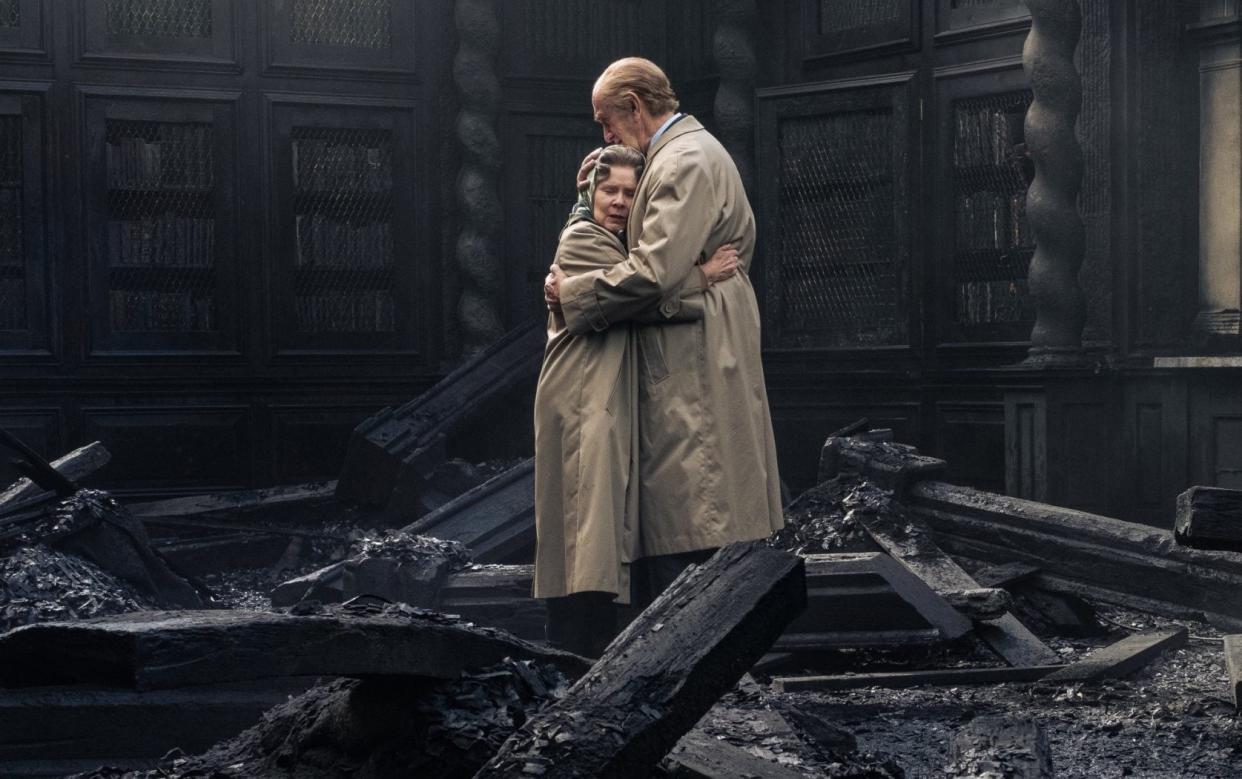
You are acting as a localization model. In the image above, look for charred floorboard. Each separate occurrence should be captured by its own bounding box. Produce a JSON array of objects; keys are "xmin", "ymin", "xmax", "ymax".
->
[
  {"xmin": 400, "ymin": 458, "xmax": 534, "ymax": 563},
  {"xmin": 476, "ymin": 541, "xmax": 806, "ymax": 778},
  {"xmin": 1175, "ymin": 486, "xmax": 1242, "ymax": 551},
  {"xmin": 1039, "ymin": 627, "xmax": 1188, "ymax": 684},
  {"xmin": 0, "ymin": 607, "xmax": 589, "ymax": 691}
]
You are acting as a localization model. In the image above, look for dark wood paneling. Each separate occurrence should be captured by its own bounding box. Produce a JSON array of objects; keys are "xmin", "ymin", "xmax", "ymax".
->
[
  {"xmin": 501, "ymin": 0, "xmax": 662, "ymax": 80},
  {"xmin": 800, "ymin": 0, "xmax": 919, "ymax": 63},
  {"xmin": 0, "ymin": 85, "xmax": 51, "ymax": 355},
  {"xmin": 270, "ymin": 404, "xmax": 374, "ymax": 483},
  {"xmin": 0, "ymin": 0, "xmax": 49, "ymax": 61},
  {"xmin": 934, "ymin": 0, "xmax": 1029, "ymax": 44},
  {"xmin": 0, "ymin": 407, "xmax": 60, "ymax": 487},
  {"xmin": 261, "ymin": 0, "xmax": 417, "ymax": 79},
  {"xmin": 81, "ymin": 405, "xmax": 250, "ymax": 493},
  {"xmin": 75, "ymin": 0, "xmax": 239, "ymax": 72},
  {"xmin": 933, "ymin": 401, "xmax": 1004, "ymax": 492}
]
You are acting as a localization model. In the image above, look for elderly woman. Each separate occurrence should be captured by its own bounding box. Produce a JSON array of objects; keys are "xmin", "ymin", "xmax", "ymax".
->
[{"xmin": 533, "ymin": 144, "xmax": 736, "ymax": 657}]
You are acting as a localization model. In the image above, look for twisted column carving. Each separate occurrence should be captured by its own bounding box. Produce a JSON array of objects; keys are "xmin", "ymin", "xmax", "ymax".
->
[
  {"xmin": 713, "ymin": 0, "xmax": 757, "ymax": 192},
  {"xmin": 1021, "ymin": 0, "xmax": 1087, "ymax": 365},
  {"xmin": 453, "ymin": 0, "xmax": 505, "ymax": 355}
]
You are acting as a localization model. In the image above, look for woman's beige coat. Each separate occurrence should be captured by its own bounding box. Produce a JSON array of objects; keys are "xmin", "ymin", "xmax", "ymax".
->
[
  {"xmin": 533, "ymin": 219, "xmax": 704, "ymax": 601},
  {"xmin": 559, "ymin": 115, "xmax": 785, "ymax": 558}
]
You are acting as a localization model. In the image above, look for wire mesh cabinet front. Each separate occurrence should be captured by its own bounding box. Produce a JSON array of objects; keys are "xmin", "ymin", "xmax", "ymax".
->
[
  {"xmin": 756, "ymin": 76, "xmax": 915, "ymax": 353},
  {"xmin": 270, "ymin": 100, "xmax": 421, "ymax": 356},
  {"xmin": 0, "ymin": 90, "xmax": 47, "ymax": 352}
]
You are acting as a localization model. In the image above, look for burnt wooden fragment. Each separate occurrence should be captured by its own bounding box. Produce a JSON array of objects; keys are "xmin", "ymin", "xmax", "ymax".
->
[
  {"xmin": 0, "ymin": 607, "xmax": 589, "ymax": 691},
  {"xmin": 153, "ymin": 532, "xmax": 292, "ymax": 576},
  {"xmin": 271, "ymin": 555, "xmax": 451, "ymax": 609},
  {"xmin": 946, "ymin": 716, "xmax": 1053, "ymax": 778},
  {"xmin": 476, "ymin": 541, "xmax": 806, "ymax": 778},
  {"xmin": 972, "ymin": 562, "xmax": 1041, "ymax": 589},
  {"xmin": 852, "ymin": 508, "xmax": 1060, "ymax": 667},
  {"xmin": 1224, "ymin": 634, "xmax": 1242, "ymax": 708},
  {"xmin": 941, "ymin": 587, "xmax": 1013, "ymax": 621},
  {"xmin": 663, "ymin": 729, "xmax": 806, "ymax": 779},
  {"xmin": 0, "ymin": 427, "xmax": 78, "ymax": 497},
  {"xmin": 818, "ymin": 435, "xmax": 947, "ymax": 492},
  {"xmin": 908, "ymin": 480, "xmax": 1242, "ymax": 628},
  {"xmin": 0, "ymin": 442, "xmax": 111, "ymax": 514},
  {"xmin": 0, "ymin": 679, "xmax": 310, "ymax": 774},
  {"xmin": 335, "ymin": 318, "xmax": 544, "ymax": 518},
  {"xmin": 1175, "ymin": 486, "xmax": 1242, "ymax": 550},
  {"xmin": 1040, "ymin": 627, "xmax": 1188, "ymax": 684},
  {"xmin": 127, "ymin": 481, "xmax": 346, "ymax": 534},
  {"xmin": 401, "ymin": 458, "xmax": 534, "ymax": 563},
  {"xmin": 773, "ymin": 664, "xmax": 1064, "ymax": 692},
  {"xmin": 776, "ymin": 552, "xmax": 970, "ymax": 650},
  {"xmin": 1011, "ymin": 587, "xmax": 1102, "ymax": 637}
]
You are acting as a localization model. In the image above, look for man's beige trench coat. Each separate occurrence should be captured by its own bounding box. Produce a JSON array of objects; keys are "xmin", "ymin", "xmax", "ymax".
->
[
  {"xmin": 533, "ymin": 218, "xmax": 705, "ymax": 601},
  {"xmin": 559, "ymin": 115, "xmax": 785, "ymax": 558}
]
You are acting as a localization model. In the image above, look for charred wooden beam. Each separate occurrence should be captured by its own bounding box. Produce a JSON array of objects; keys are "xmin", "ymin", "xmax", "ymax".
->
[
  {"xmin": 401, "ymin": 458, "xmax": 534, "ymax": 563},
  {"xmin": 818, "ymin": 436, "xmax": 947, "ymax": 491},
  {"xmin": 1175, "ymin": 486, "xmax": 1242, "ymax": 551},
  {"xmin": 335, "ymin": 318, "xmax": 544, "ymax": 518},
  {"xmin": 908, "ymin": 480, "xmax": 1242, "ymax": 630},
  {"xmin": 476, "ymin": 541, "xmax": 806, "ymax": 778},
  {"xmin": 973, "ymin": 562, "xmax": 1041, "ymax": 589},
  {"xmin": 663, "ymin": 729, "xmax": 806, "ymax": 779},
  {"xmin": 776, "ymin": 552, "xmax": 971, "ymax": 651},
  {"xmin": 1039, "ymin": 627, "xmax": 1188, "ymax": 684},
  {"xmin": 126, "ymin": 481, "xmax": 346, "ymax": 532},
  {"xmin": 1225, "ymin": 634, "xmax": 1242, "ymax": 709},
  {"xmin": 0, "ymin": 442, "xmax": 111, "ymax": 514},
  {"xmin": 946, "ymin": 716, "xmax": 1053, "ymax": 778},
  {"xmin": 437, "ymin": 564, "xmax": 545, "ymax": 641},
  {"xmin": 772, "ymin": 664, "xmax": 1064, "ymax": 692},
  {"xmin": 0, "ymin": 606, "xmax": 590, "ymax": 691},
  {"xmin": 0, "ymin": 679, "xmax": 311, "ymax": 773},
  {"xmin": 852, "ymin": 508, "xmax": 1060, "ymax": 667}
]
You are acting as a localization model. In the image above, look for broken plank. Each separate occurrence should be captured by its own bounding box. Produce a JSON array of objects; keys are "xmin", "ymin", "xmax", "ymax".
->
[
  {"xmin": 126, "ymin": 482, "xmax": 343, "ymax": 530},
  {"xmin": 1224, "ymin": 634, "xmax": 1242, "ymax": 708},
  {"xmin": 1040, "ymin": 627, "xmax": 1188, "ymax": 684},
  {"xmin": 776, "ymin": 552, "xmax": 970, "ymax": 651},
  {"xmin": 1175, "ymin": 486, "xmax": 1242, "ymax": 550},
  {"xmin": 0, "ymin": 442, "xmax": 111, "ymax": 513},
  {"xmin": 476, "ymin": 540, "xmax": 806, "ymax": 778},
  {"xmin": 437, "ymin": 563, "xmax": 545, "ymax": 641},
  {"xmin": 335, "ymin": 317, "xmax": 544, "ymax": 517},
  {"xmin": 772, "ymin": 665, "xmax": 1063, "ymax": 692},
  {"xmin": 0, "ymin": 607, "xmax": 590, "ymax": 691},
  {"xmin": 946, "ymin": 716, "xmax": 1053, "ymax": 778},
  {"xmin": 664, "ymin": 729, "xmax": 805, "ymax": 779},
  {"xmin": 908, "ymin": 480, "xmax": 1242, "ymax": 627},
  {"xmin": 401, "ymin": 458, "xmax": 534, "ymax": 563},
  {"xmin": 851, "ymin": 507, "xmax": 1060, "ymax": 667},
  {"xmin": 973, "ymin": 562, "xmax": 1041, "ymax": 589}
]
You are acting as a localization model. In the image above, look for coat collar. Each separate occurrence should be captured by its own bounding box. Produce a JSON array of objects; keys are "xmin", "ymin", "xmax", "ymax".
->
[{"xmin": 646, "ymin": 114, "xmax": 702, "ymax": 161}]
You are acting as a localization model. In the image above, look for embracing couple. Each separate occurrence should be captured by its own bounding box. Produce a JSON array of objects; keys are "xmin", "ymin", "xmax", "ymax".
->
[{"xmin": 533, "ymin": 58, "xmax": 784, "ymax": 658}]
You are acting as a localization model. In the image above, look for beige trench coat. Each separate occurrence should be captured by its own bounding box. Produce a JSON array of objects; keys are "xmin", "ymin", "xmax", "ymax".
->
[
  {"xmin": 560, "ymin": 115, "xmax": 785, "ymax": 557},
  {"xmin": 533, "ymin": 218, "xmax": 705, "ymax": 601}
]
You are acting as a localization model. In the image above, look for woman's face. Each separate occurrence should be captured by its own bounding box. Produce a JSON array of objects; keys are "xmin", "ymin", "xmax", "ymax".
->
[{"xmin": 592, "ymin": 165, "xmax": 638, "ymax": 234}]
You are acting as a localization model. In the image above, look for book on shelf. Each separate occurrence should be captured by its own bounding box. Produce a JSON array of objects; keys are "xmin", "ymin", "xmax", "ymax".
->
[
  {"xmin": 295, "ymin": 211, "xmax": 392, "ymax": 268},
  {"xmin": 0, "ymin": 278, "xmax": 25, "ymax": 330},
  {"xmin": 109, "ymin": 288, "xmax": 214, "ymax": 332},
  {"xmin": 294, "ymin": 290, "xmax": 396, "ymax": 333},
  {"xmin": 293, "ymin": 137, "xmax": 393, "ymax": 193},
  {"xmin": 107, "ymin": 214, "xmax": 215, "ymax": 267},
  {"xmin": 0, "ymin": 187, "xmax": 21, "ymax": 264},
  {"xmin": 107, "ymin": 125, "xmax": 213, "ymax": 191}
]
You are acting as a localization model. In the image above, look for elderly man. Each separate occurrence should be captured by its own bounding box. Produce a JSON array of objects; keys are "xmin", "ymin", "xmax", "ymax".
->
[{"xmin": 545, "ymin": 57, "xmax": 783, "ymax": 603}]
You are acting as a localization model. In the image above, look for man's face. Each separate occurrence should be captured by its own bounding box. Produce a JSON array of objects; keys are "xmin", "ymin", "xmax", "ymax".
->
[
  {"xmin": 592, "ymin": 92, "xmax": 645, "ymax": 150},
  {"xmin": 592, "ymin": 165, "xmax": 638, "ymax": 233}
]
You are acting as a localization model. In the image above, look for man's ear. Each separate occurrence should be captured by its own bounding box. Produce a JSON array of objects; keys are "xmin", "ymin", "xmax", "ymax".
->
[{"xmin": 626, "ymin": 93, "xmax": 640, "ymax": 114}]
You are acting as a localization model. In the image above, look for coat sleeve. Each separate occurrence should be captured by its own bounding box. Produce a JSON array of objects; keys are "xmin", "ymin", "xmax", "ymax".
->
[{"xmin": 559, "ymin": 146, "xmax": 718, "ymax": 335}]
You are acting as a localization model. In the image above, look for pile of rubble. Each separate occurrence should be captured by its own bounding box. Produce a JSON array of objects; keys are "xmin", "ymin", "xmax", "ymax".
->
[{"xmin": 3, "ymin": 324, "xmax": 1242, "ymax": 777}]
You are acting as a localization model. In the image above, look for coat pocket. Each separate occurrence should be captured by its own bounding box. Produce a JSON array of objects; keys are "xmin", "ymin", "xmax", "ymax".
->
[{"xmin": 637, "ymin": 327, "xmax": 669, "ymax": 384}]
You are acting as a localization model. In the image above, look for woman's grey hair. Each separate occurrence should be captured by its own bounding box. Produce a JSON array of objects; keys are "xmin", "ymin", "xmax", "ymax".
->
[{"xmin": 593, "ymin": 144, "xmax": 645, "ymax": 188}]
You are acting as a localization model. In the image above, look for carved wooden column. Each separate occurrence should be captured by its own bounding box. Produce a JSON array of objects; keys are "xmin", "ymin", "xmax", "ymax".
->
[
  {"xmin": 1192, "ymin": 4, "xmax": 1242, "ymax": 340},
  {"xmin": 1021, "ymin": 0, "xmax": 1088, "ymax": 365},
  {"xmin": 713, "ymin": 0, "xmax": 757, "ymax": 191},
  {"xmin": 453, "ymin": 0, "xmax": 505, "ymax": 355}
]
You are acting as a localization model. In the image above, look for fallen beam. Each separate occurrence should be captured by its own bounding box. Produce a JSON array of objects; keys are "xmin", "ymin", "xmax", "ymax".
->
[
  {"xmin": 946, "ymin": 716, "xmax": 1053, "ymax": 778},
  {"xmin": 0, "ymin": 606, "xmax": 590, "ymax": 691},
  {"xmin": 818, "ymin": 436, "xmax": 947, "ymax": 492},
  {"xmin": 0, "ymin": 679, "xmax": 310, "ymax": 772},
  {"xmin": 776, "ymin": 552, "xmax": 970, "ymax": 650},
  {"xmin": 0, "ymin": 442, "xmax": 111, "ymax": 513},
  {"xmin": 1175, "ymin": 486, "xmax": 1242, "ymax": 551},
  {"xmin": 436, "ymin": 564, "xmax": 545, "ymax": 641},
  {"xmin": 972, "ymin": 562, "xmax": 1041, "ymax": 589},
  {"xmin": 335, "ymin": 318, "xmax": 544, "ymax": 518},
  {"xmin": 852, "ymin": 508, "xmax": 1060, "ymax": 667},
  {"xmin": 127, "ymin": 481, "xmax": 345, "ymax": 533},
  {"xmin": 663, "ymin": 729, "xmax": 805, "ymax": 779},
  {"xmin": 772, "ymin": 664, "xmax": 1063, "ymax": 692},
  {"xmin": 1039, "ymin": 627, "xmax": 1188, "ymax": 684},
  {"xmin": 401, "ymin": 458, "xmax": 534, "ymax": 563},
  {"xmin": 908, "ymin": 480, "xmax": 1242, "ymax": 629},
  {"xmin": 476, "ymin": 541, "xmax": 806, "ymax": 778},
  {"xmin": 1225, "ymin": 634, "xmax": 1242, "ymax": 708}
]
